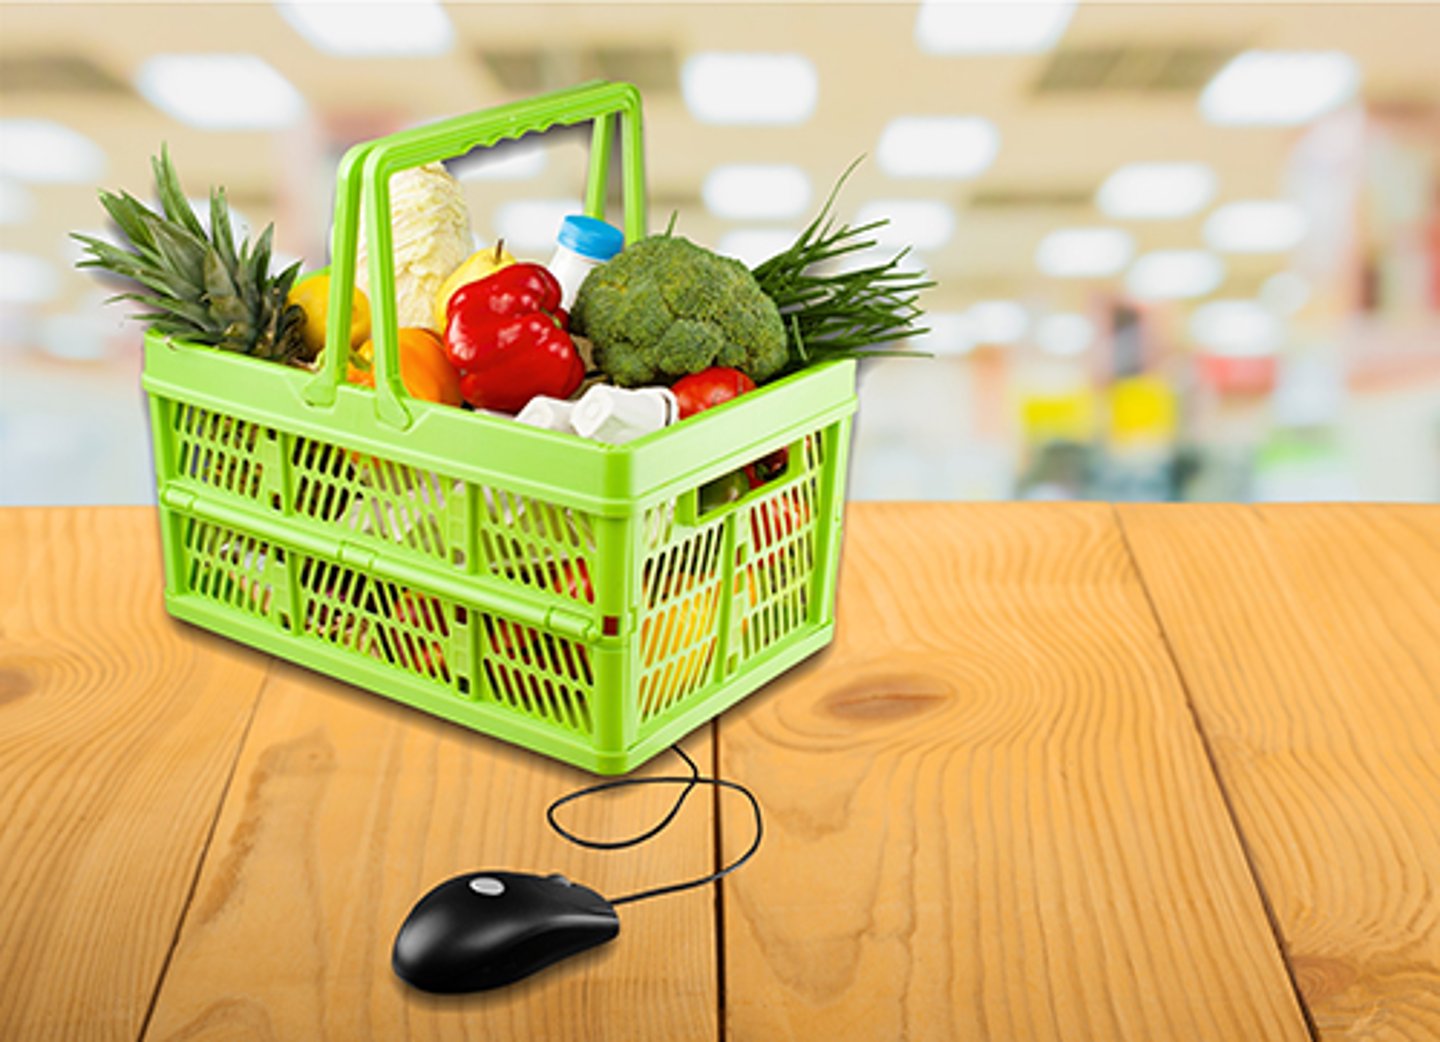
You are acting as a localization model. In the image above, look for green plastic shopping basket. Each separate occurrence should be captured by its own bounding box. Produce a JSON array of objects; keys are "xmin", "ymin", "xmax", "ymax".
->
[{"xmin": 142, "ymin": 81, "xmax": 857, "ymax": 774}]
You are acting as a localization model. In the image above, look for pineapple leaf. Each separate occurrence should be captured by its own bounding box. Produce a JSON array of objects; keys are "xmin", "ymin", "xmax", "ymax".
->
[
  {"xmin": 274, "ymin": 258, "xmax": 303, "ymax": 297},
  {"xmin": 209, "ymin": 187, "xmax": 238, "ymax": 272},
  {"xmin": 234, "ymin": 237, "xmax": 260, "ymax": 315},
  {"xmin": 146, "ymin": 216, "xmax": 208, "ymax": 290},
  {"xmin": 153, "ymin": 144, "xmax": 208, "ymax": 242},
  {"xmin": 77, "ymin": 146, "xmax": 307, "ymax": 367},
  {"xmin": 249, "ymin": 223, "xmax": 275, "ymax": 292},
  {"xmin": 202, "ymin": 245, "xmax": 240, "ymax": 302},
  {"xmin": 97, "ymin": 189, "xmax": 161, "ymax": 256},
  {"xmin": 110, "ymin": 290, "xmax": 215, "ymax": 330},
  {"xmin": 71, "ymin": 233, "xmax": 160, "ymax": 281}
]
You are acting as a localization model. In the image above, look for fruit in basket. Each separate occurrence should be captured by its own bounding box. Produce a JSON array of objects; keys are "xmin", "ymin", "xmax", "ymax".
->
[
  {"xmin": 288, "ymin": 273, "xmax": 371, "ymax": 358},
  {"xmin": 356, "ymin": 162, "xmax": 471, "ymax": 329},
  {"xmin": 672, "ymin": 366, "xmax": 755, "ymax": 420},
  {"xmin": 433, "ymin": 241, "xmax": 516, "ymax": 331},
  {"xmin": 73, "ymin": 147, "xmax": 310, "ymax": 364},
  {"xmin": 347, "ymin": 327, "xmax": 462, "ymax": 407},
  {"xmin": 444, "ymin": 264, "xmax": 584, "ymax": 413},
  {"xmin": 569, "ymin": 234, "xmax": 787, "ymax": 387}
]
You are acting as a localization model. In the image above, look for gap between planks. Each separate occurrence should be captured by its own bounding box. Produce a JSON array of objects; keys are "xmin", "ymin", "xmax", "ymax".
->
[
  {"xmin": 711, "ymin": 717, "xmax": 728, "ymax": 1042},
  {"xmin": 134, "ymin": 658, "xmax": 275, "ymax": 1042},
  {"xmin": 1112, "ymin": 505, "xmax": 1321, "ymax": 1042}
]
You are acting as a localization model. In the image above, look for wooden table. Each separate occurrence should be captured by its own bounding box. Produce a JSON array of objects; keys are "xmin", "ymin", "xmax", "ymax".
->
[{"xmin": 3, "ymin": 504, "xmax": 1438, "ymax": 1041}]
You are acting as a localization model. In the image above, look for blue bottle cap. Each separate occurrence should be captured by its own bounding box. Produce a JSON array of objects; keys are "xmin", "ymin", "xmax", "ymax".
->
[{"xmin": 557, "ymin": 215, "xmax": 625, "ymax": 261}]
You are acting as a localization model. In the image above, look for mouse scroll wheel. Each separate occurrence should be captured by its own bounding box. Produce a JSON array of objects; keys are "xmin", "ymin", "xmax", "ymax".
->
[
  {"xmin": 468, "ymin": 876, "xmax": 506, "ymax": 896},
  {"xmin": 547, "ymin": 873, "xmax": 574, "ymax": 887}
]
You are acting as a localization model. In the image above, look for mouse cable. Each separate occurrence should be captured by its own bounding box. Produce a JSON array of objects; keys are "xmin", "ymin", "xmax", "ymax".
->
[{"xmin": 544, "ymin": 744, "xmax": 764, "ymax": 907}]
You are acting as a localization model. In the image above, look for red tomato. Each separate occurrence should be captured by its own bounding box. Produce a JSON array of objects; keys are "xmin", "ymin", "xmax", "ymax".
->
[{"xmin": 672, "ymin": 367, "xmax": 756, "ymax": 420}]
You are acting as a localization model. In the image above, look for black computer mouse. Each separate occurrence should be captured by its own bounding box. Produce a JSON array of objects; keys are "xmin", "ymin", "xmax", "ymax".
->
[{"xmin": 392, "ymin": 870, "xmax": 620, "ymax": 993}]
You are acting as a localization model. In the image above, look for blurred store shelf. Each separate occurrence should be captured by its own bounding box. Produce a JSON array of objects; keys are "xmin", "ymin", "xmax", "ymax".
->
[{"xmin": 2, "ymin": 2, "xmax": 1437, "ymax": 505}]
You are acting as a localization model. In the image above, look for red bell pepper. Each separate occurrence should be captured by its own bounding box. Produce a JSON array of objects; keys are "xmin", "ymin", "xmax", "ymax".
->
[{"xmin": 444, "ymin": 263, "xmax": 584, "ymax": 413}]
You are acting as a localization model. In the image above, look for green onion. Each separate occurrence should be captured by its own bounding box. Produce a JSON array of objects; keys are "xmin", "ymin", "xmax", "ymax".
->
[{"xmin": 751, "ymin": 158, "xmax": 935, "ymax": 372}]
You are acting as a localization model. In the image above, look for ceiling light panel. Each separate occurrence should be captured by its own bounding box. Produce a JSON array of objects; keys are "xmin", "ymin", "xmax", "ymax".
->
[
  {"xmin": 682, "ymin": 53, "xmax": 817, "ymax": 125},
  {"xmin": 0, "ymin": 179, "xmax": 36, "ymax": 222},
  {"xmin": 878, "ymin": 116, "xmax": 999, "ymax": 179},
  {"xmin": 1261, "ymin": 271, "xmax": 1311, "ymax": 315},
  {"xmin": 1190, "ymin": 299, "xmax": 1282, "ymax": 355},
  {"xmin": 855, "ymin": 199, "xmax": 957, "ymax": 251},
  {"xmin": 921, "ymin": 311, "xmax": 980, "ymax": 356},
  {"xmin": 276, "ymin": 0, "xmax": 454, "ymax": 57},
  {"xmin": 968, "ymin": 300, "xmax": 1029, "ymax": 344},
  {"xmin": 1199, "ymin": 51, "xmax": 1360, "ymax": 126},
  {"xmin": 703, "ymin": 165, "xmax": 810, "ymax": 221},
  {"xmin": 0, "ymin": 120, "xmax": 106, "ymax": 183},
  {"xmin": 718, "ymin": 228, "xmax": 800, "ymax": 268},
  {"xmin": 0, "ymin": 251, "xmax": 61, "ymax": 305},
  {"xmin": 1035, "ymin": 227, "xmax": 1134, "ymax": 277},
  {"xmin": 915, "ymin": 1, "xmax": 1076, "ymax": 55},
  {"xmin": 137, "ymin": 54, "xmax": 305, "ymax": 130},
  {"xmin": 1204, "ymin": 200, "xmax": 1308, "ymax": 253},
  {"xmin": 1096, "ymin": 162, "xmax": 1217, "ymax": 220},
  {"xmin": 1126, "ymin": 250, "xmax": 1225, "ymax": 300},
  {"xmin": 1036, "ymin": 312, "xmax": 1095, "ymax": 356}
]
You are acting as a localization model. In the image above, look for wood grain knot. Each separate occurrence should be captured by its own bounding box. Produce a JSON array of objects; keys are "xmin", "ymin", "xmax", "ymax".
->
[
  {"xmin": 822, "ymin": 674, "xmax": 951, "ymax": 722},
  {"xmin": 1292, "ymin": 954, "xmax": 1360, "ymax": 1004},
  {"xmin": 0, "ymin": 666, "xmax": 35, "ymax": 706}
]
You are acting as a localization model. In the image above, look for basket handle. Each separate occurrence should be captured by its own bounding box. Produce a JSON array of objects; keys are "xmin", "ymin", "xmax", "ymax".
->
[{"xmin": 303, "ymin": 80, "xmax": 647, "ymax": 428}]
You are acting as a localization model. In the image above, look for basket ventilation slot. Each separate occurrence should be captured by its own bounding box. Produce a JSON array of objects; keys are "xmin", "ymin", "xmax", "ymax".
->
[
  {"xmin": 637, "ymin": 522, "xmax": 726, "ymax": 721},
  {"xmin": 481, "ymin": 615, "xmax": 593, "ymax": 734},
  {"xmin": 740, "ymin": 433, "xmax": 823, "ymax": 658},
  {"xmin": 183, "ymin": 518, "xmax": 278, "ymax": 619},
  {"xmin": 172, "ymin": 404, "xmax": 267, "ymax": 502},
  {"xmin": 476, "ymin": 488, "xmax": 598, "ymax": 602},
  {"xmin": 296, "ymin": 556, "xmax": 460, "ymax": 690},
  {"xmin": 290, "ymin": 436, "xmax": 454, "ymax": 564}
]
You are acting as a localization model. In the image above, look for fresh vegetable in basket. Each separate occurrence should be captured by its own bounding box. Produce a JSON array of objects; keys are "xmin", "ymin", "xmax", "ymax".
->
[
  {"xmin": 73, "ymin": 147, "xmax": 310, "ymax": 365},
  {"xmin": 444, "ymin": 263, "xmax": 584, "ymax": 413},
  {"xmin": 753, "ymin": 161, "xmax": 933, "ymax": 372},
  {"xmin": 569, "ymin": 234, "xmax": 788, "ymax": 387},
  {"xmin": 357, "ymin": 162, "xmax": 472, "ymax": 330},
  {"xmin": 347, "ymin": 327, "xmax": 462, "ymax": 407}
]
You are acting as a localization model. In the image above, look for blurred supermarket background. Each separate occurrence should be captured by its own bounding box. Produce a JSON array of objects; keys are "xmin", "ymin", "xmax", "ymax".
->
[{"xmin": 2, "ymin": 0, "xmax": 1439, "ymax": 504}]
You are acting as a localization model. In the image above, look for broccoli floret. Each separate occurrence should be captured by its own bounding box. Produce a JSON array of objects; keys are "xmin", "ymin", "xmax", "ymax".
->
[{"xmin": 570, "ymin": 235, "xmax": 787, "ymax": 387}]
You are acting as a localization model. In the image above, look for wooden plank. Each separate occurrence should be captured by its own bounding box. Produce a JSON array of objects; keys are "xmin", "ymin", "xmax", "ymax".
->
[
  {"xmin": 143, "ymin": 662, "xmax": 717, "ymax": 1041},
  {"xmin": 719, "ymin": 502, "xmax": 1311, "ymax": 1041},
  {"xmin": 1120, "ymin": 503, "xmax": 1440, "ymax": 1041},
  {"xmin": 0, "ymin": 507, "xmax": 271, "ymax": 1041}
]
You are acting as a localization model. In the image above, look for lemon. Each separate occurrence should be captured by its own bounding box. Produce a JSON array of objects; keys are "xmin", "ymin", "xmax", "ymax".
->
[
  {"xmin": 288, "ymin": 274, "xmax": 370, "ymax": 360},
  {"xmin": 433, "ymin": 243, "xmax": 516, "ymax": 332}
]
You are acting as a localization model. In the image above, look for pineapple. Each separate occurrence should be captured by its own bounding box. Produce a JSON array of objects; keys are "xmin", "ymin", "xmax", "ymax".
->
[{"xmin": 73, "ymin": 146, "xmax": 309, "ymax": 364}]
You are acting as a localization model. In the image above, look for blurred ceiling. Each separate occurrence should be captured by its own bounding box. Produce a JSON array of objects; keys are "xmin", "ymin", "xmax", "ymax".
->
[{"xmin": 3, "ymin": 1, "xmax": 1440, "ymax": 313}]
